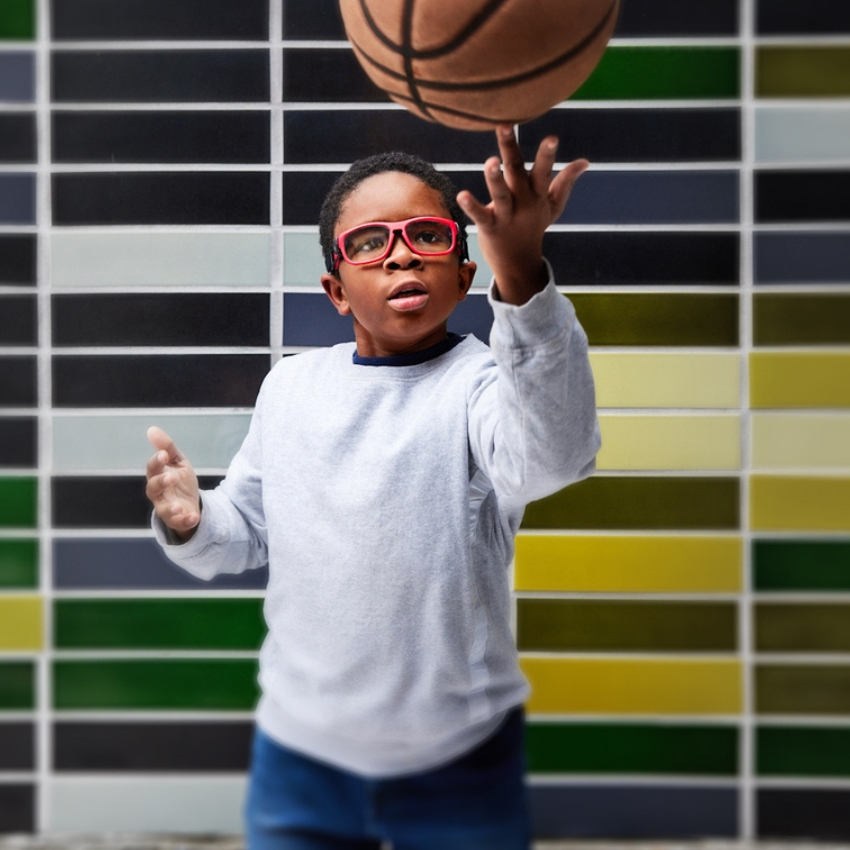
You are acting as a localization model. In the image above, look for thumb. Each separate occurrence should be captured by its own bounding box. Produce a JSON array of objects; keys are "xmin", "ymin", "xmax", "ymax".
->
[{"xmin": 147, "ymin": 425, "xmax": 184, "ymax": 464}]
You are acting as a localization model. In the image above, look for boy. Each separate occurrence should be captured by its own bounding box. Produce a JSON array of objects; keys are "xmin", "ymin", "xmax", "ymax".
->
[{"xmin": 146, "ymin": 125, "xmax": 600, "ymax": 849}]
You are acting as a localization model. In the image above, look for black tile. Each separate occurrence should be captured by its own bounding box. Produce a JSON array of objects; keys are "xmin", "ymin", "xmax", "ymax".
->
[
  {"xmin": 0, "ymin": 295, "xmax": 36, "ymax": 345},
  {"xmin": 543, "ymin": 232, "xmax": 739, "ymax": 285},
  {"xmin": 615, "ymin": 0, "xmax": 739, "ymax": 35},
  {"xmin": 53, "ymin": 475, "xmax": 222, "ymax": 529},
  {"xmin": 524, "ymin": 108, "xmax": 741, "ymax": 164},
  {"xmin": 52, "ymin": 354, "xmax": 268, "ymax": 407},
  {"xmin": 283, "ymin": 110, "xmax": 504, "ymax": 164},
  {"xmin": 282, "ymin": 0, "xmax": 345, "ymax": 39},
  {"xmin": 52, "ymin": 172, "xmax": 270, "ymax": 225},
  {"xmin": 755, "ymin": 232, "xmax": 850, "ymax": 284},
  {"xmin": 53, "ymin": 537, "xmax": 268, "ymax": 590},
  {"xmin": 756, "ymin": 171, "xmax": 850, "ymax": 223},
  {"xmin": 51, "ymin": 50, "xmax": 270, "ymax": 102},
  {"xmin": 283, "ymin": 48, "xmax": 392, "ymax": 102},
  {"xmin": 0, "ymin": 235, "xmax": 36, "ymax": 286},
  {"xmin": 0, "ymin": 114, "xmax": 36, "ymax": 163},
  {"xmin": 0, "ymin": 418, "xmax": 36, "ymax": 467},
  {"xmin": 758, "ymin": 788, "xmax": 850, "ymax": 840},
  {"xmin": 0, "ymin": 723, "xmax": 34, "ymax": 770},
  {"xmin": 757, "ymin": 0, "xmax": 850, "ymax": 34},
  {"xmin": 0, "ymin": 357, "xmax": 37, "ymax": 407},
  {"xmin": 52, "ymin": 0, "xmax": 269, "ymax": 40},
  {"xmin": 282, "ymin": 292, "xmax": 494, "ymax": 348},
  {"xmin": 54, "ymin": 720, "xmax": 252, "ymax": 771},
  {"xmin": 52, "ymin": 294, "xmax": 269, "ymax": 347},
  {"xmin": 52, "ymin": 111, "xmax": 270, "ymax": 164},
  {"xmin": 0, "ymin": 785, "xmax": 34, "ymax": 833}
]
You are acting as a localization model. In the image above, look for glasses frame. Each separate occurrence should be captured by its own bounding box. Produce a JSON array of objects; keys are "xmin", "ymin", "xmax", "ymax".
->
[{"xmin": 326, "ymin": 216, "xmax": 467, "ymax": 273}]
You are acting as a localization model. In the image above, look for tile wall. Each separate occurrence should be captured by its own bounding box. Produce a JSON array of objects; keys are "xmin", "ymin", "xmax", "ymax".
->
[{"xmin": 1, "ymin": 0, "xmax": 849, "ymax": 840}]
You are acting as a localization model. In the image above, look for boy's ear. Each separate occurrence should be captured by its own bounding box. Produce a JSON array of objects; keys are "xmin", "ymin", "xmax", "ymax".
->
[
  {"xmin": 457, "ymin": 261, "xmax": 476, "ymax": 301},
  {"xmin": 321, "ymin": 273, "xmax": 352, "ymax": 316}
]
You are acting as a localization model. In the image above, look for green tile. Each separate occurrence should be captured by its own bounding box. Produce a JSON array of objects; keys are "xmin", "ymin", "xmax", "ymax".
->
[
  {"xmin": 518, "ymin": 600, "xmax": 737, "ymax": 652},
  {"xmin": 754, "ymin": 294, "xmax": 850, "ymax": 346},
  {"xmin": 0, "ymin": 0, "xmax": 35, "ymax": 39},
  {"xmin": 570, "ymin": 294, "xmax": 739, "ymax": 347},
  {"xmin": 757, "ymin": 47, "xmax": 850, "ymax": 98},
  {"xmin": 0, "ymin": 661, "xmax": 34, "ymax": 709},
  {"xmin": 756, "ymin": 664, "xmax": 850, "ymax": 714},
  {"xmin": 0, "ymin": 478, "xmax": 37, "ymax": 528},
  {"xmin": 754, "ymin": 540, "xmax": 850, "ymax": 591},
  {"xmin": 53, "ymin": 660, "xmax": 259, "ymax": 710},
  {"xmin": 0, "ymin": 539, "xmax": 38, "ymax": 588},
  {"xmin": 54, "ymin": 598, "xmax": 266, "ymax": 650},
  {"xmin": 527, "ymin": 722, "xmax": 738, "ymax": 776},
  {"xmin": 756, "ymin": 603, "xmax": 850, "ymax": 653},
  {"xmin": 573, "ymin": 46, "xmax": 740, "ymax": 100},
  {"xmin": 758, "ymin": 726, "xmax": 850, "ymax": 777},
  {"xmin": 521, "ymin": 477, "xmax": 740, "ymax": 530}
]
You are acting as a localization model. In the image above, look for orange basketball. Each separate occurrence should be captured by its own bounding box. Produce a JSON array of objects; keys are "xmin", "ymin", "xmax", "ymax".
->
[{"xmin": 339, "ymin": 0, "xmax": 619, "ymax": 131}]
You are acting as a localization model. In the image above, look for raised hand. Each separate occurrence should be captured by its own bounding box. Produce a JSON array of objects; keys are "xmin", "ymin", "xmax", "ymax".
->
[
  {"xmin": 456, "ymin": 123, "xmax": 588, "ymax": 305},
  {"xmin": 145, "ymin": 425, "xmax": 201, "ymax": 540}
]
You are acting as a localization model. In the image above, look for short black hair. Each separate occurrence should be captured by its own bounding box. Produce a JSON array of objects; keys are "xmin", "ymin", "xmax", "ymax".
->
[{"xmin": 319, "ymin": 152, "xmax": 468, "ymax": 273}]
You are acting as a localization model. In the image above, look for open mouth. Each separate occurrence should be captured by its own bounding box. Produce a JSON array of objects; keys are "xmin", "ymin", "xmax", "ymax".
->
[
  {"xmin": 389, "ymin": 287, "xmax": 426, "ymax": 300},
  {"xmin": 388, "ymin": 286, "xmax": 429, "ymax": 310}
]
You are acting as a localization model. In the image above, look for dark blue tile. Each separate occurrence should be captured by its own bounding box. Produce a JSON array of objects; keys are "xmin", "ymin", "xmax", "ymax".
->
[
  {"xmin": 53, "ymin": 537, "xmax": 268, "ymax": 590},
  {"xmin": 530, "ymin": 783, "xmax": 738, "ymax": 838},
  {"xmin": 755, "ymin": 232, "xmax": 850, "ymax": 284},
  {"xmin": 0, "ymin": 174, "xmax": 35, "ymax": 224},
  {"xmin": 0, "ymin": 53, "xmax": 35, "ymax": 102},
  {"xmin": 51, "ymin": 0, "xmax": 269, "ymax": 40}
]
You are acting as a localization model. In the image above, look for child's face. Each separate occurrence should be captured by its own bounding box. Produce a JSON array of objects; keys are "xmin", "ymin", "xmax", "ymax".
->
[{"xmin": 321, "ymin": 171, "xmax": 477, "ymax": 359}]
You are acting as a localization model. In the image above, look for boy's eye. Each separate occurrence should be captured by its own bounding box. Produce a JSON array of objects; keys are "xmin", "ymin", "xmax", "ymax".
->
[
  {"xmin": 408, "ymin": 222, "xmax": 452, "ymax": 248},
  {"xmin": 346, "ymin": 228, "xmax": 388, "ymax": 257}
]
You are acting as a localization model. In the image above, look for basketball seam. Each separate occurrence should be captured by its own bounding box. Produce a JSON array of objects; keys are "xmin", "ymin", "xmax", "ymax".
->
[{"xmin": 351, "ymin": 0, "xmax": 618, "ymax": 95}]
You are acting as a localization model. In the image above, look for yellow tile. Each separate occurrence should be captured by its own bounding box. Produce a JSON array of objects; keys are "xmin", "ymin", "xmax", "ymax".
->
[
  {"xmin": 750, "ymin": 352, "xmax": 850, "ymax": 409},
  {"xmin": 597, "ymin": 414, "xmax": 740, "ymax": 470},
  {"xmin": 589, "ymin": 352, "xmax": 740, "ymax": 409},
  {"xmin": 522, "ymin": 657, "xmax": 742, "ymax": 715},
  {"xmin": 514, "ymin": 535, "xmax": 742, "ymax": 592},
  {"xmin": 751, "ymin": 475, "xmax": 850, "ymax": 531},
  {"xmin": 752, "ymin": 413, "xmax": 850, "ymax": 470},
  {"xmin": 0, "ymin": 596, "xmax": 42, "ymax": 650}
]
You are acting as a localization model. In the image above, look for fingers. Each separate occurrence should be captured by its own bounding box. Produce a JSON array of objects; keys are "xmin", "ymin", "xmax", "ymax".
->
[
  {"xmin": 547, "ymin": 158, "xmax": 589, "ymax": 220},
  {"xmin": 456, "ymin": 188, "xmax": 492, "ymax": 229},
  {"xmin": 147, "ymin": 425, "xmax": 184, "ymax": 465}
]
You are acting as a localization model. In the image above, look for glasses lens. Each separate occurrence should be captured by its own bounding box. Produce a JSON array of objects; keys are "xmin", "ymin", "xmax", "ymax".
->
[
  {"xmin": 343, "ymin": 225, "xmax": 390, "ymax": 263},
  {"xmin": 404, "ymin": 219, "xmax": 455, "ymax": 254}
]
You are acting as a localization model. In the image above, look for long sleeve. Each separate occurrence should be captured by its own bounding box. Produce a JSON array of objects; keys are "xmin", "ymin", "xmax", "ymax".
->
[{"xmin": 467, "ymin": 264, "xmax": 601, "ymax": 504}]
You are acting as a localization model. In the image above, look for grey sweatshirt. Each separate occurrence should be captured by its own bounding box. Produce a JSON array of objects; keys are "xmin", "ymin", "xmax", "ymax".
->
[{"xmin": 153, "ymin": 275, "xmax": 600, "ymax": 776}]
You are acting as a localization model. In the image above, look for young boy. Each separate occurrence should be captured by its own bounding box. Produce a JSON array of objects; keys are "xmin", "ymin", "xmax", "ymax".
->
[{"xmin": 146, "ymin": 125, "xmax": 600, "ymax": 850}]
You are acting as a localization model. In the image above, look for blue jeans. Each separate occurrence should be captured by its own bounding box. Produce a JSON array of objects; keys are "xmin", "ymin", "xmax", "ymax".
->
[{"xmin": 245, "ymin": 707, "xmax": 530, "ymax": 850}]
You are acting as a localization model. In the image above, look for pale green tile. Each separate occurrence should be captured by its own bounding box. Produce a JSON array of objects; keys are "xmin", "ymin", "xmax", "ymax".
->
[
  {"xmin": 282, "ymin": 231, "xmax": 492, "ymax": 287},
  {"xmin": 52, "ymin": 414, "xmax": 251, "ymax": 472},
  {"xmin": 51, "ymin": 233, "xmax": 269, "ymax": 288},
  {"xmin": 756, "ymin": 107, "xmax": 850, "ymax": 163}
]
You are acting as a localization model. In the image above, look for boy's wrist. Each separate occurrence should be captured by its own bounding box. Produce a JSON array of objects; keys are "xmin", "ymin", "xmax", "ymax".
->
[{"xmin": 491, "ymin": 258, "xmax": 549, "ymax": 305}]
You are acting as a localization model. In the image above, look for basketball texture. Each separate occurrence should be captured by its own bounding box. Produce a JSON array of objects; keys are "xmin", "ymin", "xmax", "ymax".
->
[{"xmin": 339, "ymin": 0, "xmax": 620, "ymax": 130}]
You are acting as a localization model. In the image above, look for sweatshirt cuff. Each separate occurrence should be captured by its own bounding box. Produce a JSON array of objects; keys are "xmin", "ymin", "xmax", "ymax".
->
[
  {"xmin": 151, "ymin": 498, "xmax": 214, "ymax": 557},
  {"xmin": 487, "ymin": 259, "xmax": 575, "ymax": 349}
]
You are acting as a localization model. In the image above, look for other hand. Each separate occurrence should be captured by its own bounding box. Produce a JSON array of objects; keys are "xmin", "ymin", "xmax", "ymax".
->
[{"xmin": 145, "ymin": 425, "xmax": 200, "ymax": 540}]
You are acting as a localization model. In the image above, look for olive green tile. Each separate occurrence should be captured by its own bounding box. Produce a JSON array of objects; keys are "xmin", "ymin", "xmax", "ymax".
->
[
  {"xmin": 570, "ymin": 294, "xmax": 739, "ymax": 347},
  {"xmin": 756, "ymin": 603, "xmax": 850, "ymax": 653},
  {"xmin": 54, "ymin": 599, "xmax": 266, "ymax": 650},
  {"xmin": 0, "ymin": 478, "xmax": 37, "ymax": 528},
  {"xmin": 0, "ymin": 539, "xmax": 37, "ymax": 588},
  {"xmin": 527, "ymin": 721, "xmax": 738, "ymax": 776},
  {"xmin": 53, "ymin": 660, "xmax": 259, "ymax": 710},
  {"xmin": 518, "ymin": 600, "xmax": 737, "ymax": 652},
  {"xmin": 754, "ymin": 294, "xmax": 850, "ymax": 346},
  {"xmin": 573, "ymin": 46, "xmax": 740, "ymax": 100},
  {"xmin": 756, "ymin": 664, "xmax": 850, "ymax": 714},
  {"xmin": 521, "ymin": 477, "xmax": 740, "ymax": 531},
  {"xmin": 0, "ymin": 661, "xmax": 34, "ymax": 709},
  {"xmin": 0, "ymin": 0, "xmax": 35, "ymax": 39},
  {"xmin": 758, "ymin": 726, "xmax": 850, "ymax": 777},
  {"xmin": 754, "ymin": 540, "xmax": 850, "ymax": 592},
  {"xmin": 757, "ymin": 47, "xmax": 850, "ymax": 98}
]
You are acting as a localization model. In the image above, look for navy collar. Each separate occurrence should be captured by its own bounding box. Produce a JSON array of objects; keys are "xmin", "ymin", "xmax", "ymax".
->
[{"xmin": 353, "ymin": 333, "xmax": 463, "ymax": 367}]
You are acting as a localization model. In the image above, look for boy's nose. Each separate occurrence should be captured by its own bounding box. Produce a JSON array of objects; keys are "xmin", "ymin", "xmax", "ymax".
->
[{"xmin": 384, "ymin": 230, "xmax": 422, "ymax": 269}]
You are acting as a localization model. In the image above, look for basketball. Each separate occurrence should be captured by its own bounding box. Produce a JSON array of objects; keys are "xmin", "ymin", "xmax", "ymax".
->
[{"xmin": 338, "ymin": 0, "xmax": 619, "ymax": 131}]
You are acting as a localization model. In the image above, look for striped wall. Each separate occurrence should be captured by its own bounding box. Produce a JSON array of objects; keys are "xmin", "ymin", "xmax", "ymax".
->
[{"xmin": 1, "ymin": 0, "xmax": 850, "ymax": 840}]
